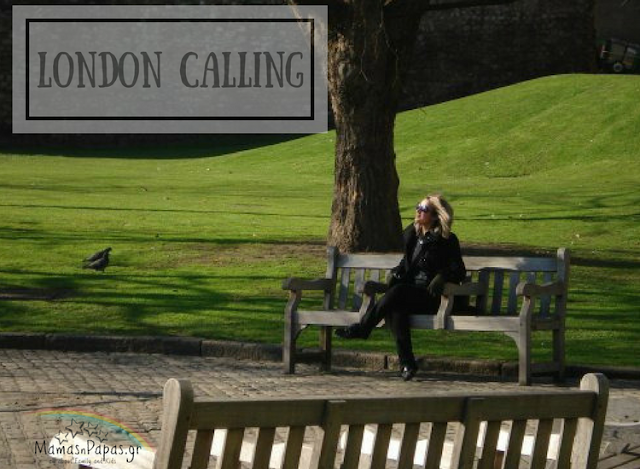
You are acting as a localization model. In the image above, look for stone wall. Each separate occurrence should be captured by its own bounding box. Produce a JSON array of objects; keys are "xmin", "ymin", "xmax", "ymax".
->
[
  {"xmin": 401, "ymin": 0, "xmax": 596, "ymax": 109},
  {"xmin": 595, "ymin": 0, "xmax": 640, "ymax": 44},
  {"xmin": 0, "ymin": 0, "xmax": 597, "ymax": 144}
]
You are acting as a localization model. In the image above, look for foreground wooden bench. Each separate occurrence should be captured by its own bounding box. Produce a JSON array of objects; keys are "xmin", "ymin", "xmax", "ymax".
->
[
  {"xmin": 283, "ymin": 246, "xmax": 570, "ymax": 385},
  {"xmin": 150, "ymin": 373, "xmax": 606, "ymax": 469}
]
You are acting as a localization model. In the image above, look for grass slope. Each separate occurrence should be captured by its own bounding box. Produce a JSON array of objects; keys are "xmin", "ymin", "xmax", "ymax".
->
[{"xmin": 1, "ymin": 74, "xmax": 639, "ymax": 366}]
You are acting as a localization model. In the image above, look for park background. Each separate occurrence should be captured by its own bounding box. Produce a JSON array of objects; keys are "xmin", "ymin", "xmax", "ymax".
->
[{"xmin": 0, "ymin": 0, "xmax": 638, "ymax": 369}]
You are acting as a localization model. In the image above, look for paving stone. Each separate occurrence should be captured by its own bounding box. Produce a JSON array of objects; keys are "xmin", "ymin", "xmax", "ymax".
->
[{"xmin": 0, "ymin": 349, "xmax": 637, "ymax": 469}]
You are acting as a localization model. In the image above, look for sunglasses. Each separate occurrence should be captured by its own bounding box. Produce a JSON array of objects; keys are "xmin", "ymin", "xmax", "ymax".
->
[{"xmin": 415, "ymin": 204, "xmax": 432, "ymax": 213}]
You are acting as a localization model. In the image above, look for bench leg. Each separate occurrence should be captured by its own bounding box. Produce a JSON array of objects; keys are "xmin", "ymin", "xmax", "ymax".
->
[
  {"xmin": 319, "ymin": 326, "xmax": 332, "ymax": 372},
  {"xmin": 553, "ymin": 326, "xmax": 566, "ymax": 383},
  {"xmin": 284, "ymin": 291, "xmax": 302, "ymax": 374},
  {"xmin": 284, "ymin": 314, "xmax": 296, "ymax": 374},
  {"xmin": 518, "ymin": 328, "xmax": 532, "ymax": 386},
  {"xmin": 506, "ymin": 331, "xmax": 531, "ymax": 386}
]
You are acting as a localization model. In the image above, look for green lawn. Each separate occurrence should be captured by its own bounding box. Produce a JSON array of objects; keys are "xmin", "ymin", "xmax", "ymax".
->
[{"xmin": 1, "ymin": 73, "xmax": 639, "ymax": 367}]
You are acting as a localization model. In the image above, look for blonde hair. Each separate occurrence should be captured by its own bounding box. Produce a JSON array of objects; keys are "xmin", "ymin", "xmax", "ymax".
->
[{"xmin": 415, "ymin": 194, "xmax": 454, "ymax": 239}]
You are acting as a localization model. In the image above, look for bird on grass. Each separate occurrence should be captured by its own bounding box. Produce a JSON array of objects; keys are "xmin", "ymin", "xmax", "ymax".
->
[
  {"xmin": 83, "ymin": 247, "xmax": 111, "ymax": 272},
  {"xmin": 84, "ymin": 247, "xmax": 111, "ymax": 262}
]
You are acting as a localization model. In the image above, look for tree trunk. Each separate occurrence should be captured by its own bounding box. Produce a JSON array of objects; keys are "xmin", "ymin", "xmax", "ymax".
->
[{"xmin": 327, "ymin": 1, "xmax": 421, "ymax": 252}]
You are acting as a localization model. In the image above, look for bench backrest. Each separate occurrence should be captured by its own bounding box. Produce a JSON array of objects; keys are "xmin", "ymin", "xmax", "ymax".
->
[
  {"xmin": 326, "ymin": 246, "xmax": 570, "ymax": 318},
  {"xmin": 152, "ymin": 373, "xmax": 607, "ymax": 469}
]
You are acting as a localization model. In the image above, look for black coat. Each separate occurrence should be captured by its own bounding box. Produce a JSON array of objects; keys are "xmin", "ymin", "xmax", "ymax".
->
[{"xmin": 392, "ymin": 224, "xmax": 466, "ymax": 286}]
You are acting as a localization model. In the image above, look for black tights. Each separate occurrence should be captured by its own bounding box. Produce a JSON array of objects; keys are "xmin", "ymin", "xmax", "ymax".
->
[{"xmin": 358, "ymin": 283, "xmax": 439, "ymax": 368}]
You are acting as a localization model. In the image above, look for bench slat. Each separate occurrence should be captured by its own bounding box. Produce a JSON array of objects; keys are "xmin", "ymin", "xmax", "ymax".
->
[
  {"xmin": 477, "ymin": 420, "xmax": 501, "ymax": 469},
  {"xmin": 337, "ymin": 254, "xmax": 401, "ymax": 269},
  {"xmin": 338, "ymin": 268, "xmax": 350, "ymax": 310},
  {"xmin": 253, "ymin": 427, "xmax": 276, "ymax": 469},
  {"xmin": 317, "ymin": 400, "xmax": 344, "ymax": 469},
  {"xmin": 503, "ymin": 419, "xmax": 527, "ymax": 469},
  {"xmin": 338, "ymin": 254, "xmax": 558, "ymax": 272},
  {"xmin": 540, "ymin": 272, "xmax": 554, "ymax": 317},
  {"xmin": 192, "ymin": 401, "xmax": 325, "ymax": 429},
  {"xmin": 370, "ymin": 424, "xmax": 393, "ymax": 469},
  {"xmin": 216, "ymin": 427, "xmax": 244, "ymax": 469},
  {"xmin": 464, "ymin": 256, "xmax": 557, "ymax": 271},
  {"xmin": 454, "ymin": 398, "xmax": 483, "ymax": 469},
  {"xmin": 531, "ymin": 418, "xmax": 554, "ymax": 469},
  {"xmin": 447, "ymin": 316, "xmax": 519, "ymax": 331},
  {"xmin": 477, "ymin": 270, "xmax": 490, "ymax": 314},
  {"xmin": 370, "ymin": 269, "xmax": 380, "ymax": 283},
  {"xmin": 555, "ymin": 418, "xmax": 578, "ymax": 468},
  {"xmin": 342, "ymin": 424, "xmax": 365, "ymax": 469},
  {"xmin": 353, "ymin": 269, "xmax": 365, "ymax": 310},
  {"xmin": 407, "ymin": 314, "xmax": 437, "ymax": 328},
  {"xmin": 296, "ymin": 311, "xmax": 361, "ymax": 326},
  {"xmin": 457, "ymin": 393, "xmax": 595, "ymax": 421},
  {"xmin": 424, "ymin": 422, "xmax": 447, "ymax": 469},
  {"xmin": 491, "ymin": 271, "xmax": 504, "ymax": 314},
  {"xmin": 199, "ymin": 393, "xmax": 595, "ymax": 421},
  {"xmin": 337, "ymin": 396, "xmax": 465, "ymax": 424},
  {"xmin": 397, "ymin": 423, "xmax": 420, "ymax": 469},
  {"xmin": 281, "ymin": 426, "xmax": 306, "ymax": 469},
  {"xmin": 190, "ymin": 429, "xmax": 214, "ymax": 469}
]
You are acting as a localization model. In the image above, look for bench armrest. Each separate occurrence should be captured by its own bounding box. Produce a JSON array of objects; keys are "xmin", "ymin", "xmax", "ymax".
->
[
  {"xmin": 358, "ymin": 280, "xmax": 389, "ymax": 296},
  {"xmin": 282, "ymin": 277, "xmax": 333, "ymax": 291},
  {"xmin": 436, "ymin": 281, "xmax": 486, "ymax": 329},
  {"xmin": 442, "ymin": 281, "xmax": 487, "ymax": 296},
  {"xmin": 516, "ymin": 280, "xmax": 564, "ymax": 298}
]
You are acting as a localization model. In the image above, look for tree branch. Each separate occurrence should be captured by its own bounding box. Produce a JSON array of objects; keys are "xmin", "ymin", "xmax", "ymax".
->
[
  {"xmin": 384, "ymin": 0, "xmax": 519, "ymax": 14},
  {"xmin": 286, "ymin": 0, "xmax": 350, "ymax": 30},
  {"xmin": 424, "ymin": 0, "xmax": 519, "ymax": 11},
  {"xmin": 286, "ymin": 0, "xmax": 347, "ymax": 10}
]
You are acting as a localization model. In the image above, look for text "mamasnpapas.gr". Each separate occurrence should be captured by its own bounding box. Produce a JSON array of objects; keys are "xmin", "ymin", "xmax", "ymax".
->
[{"xmin": 35, "ymin": 440, "xmax": 141, "ymax": 463}]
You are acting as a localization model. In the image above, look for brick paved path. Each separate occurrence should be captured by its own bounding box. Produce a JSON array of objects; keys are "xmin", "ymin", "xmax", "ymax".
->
[{"xmin": 0, "ymin": 349, "xmax": 638, "ymax": 468}]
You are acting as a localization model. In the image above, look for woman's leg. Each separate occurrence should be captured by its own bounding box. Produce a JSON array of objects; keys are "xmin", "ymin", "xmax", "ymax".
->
[
  {"xmin": 385, "ymin": 285, "xmax": 434, "ymax": 370},
  {"xmin": 336, "ymin": 283, "xmax": 421, "ymax": 339}
]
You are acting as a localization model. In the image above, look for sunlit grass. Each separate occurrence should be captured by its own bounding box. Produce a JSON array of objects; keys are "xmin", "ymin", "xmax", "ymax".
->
[{"xmin": 1, "ymin": 74, "xmax": 639, "ymax": 366}]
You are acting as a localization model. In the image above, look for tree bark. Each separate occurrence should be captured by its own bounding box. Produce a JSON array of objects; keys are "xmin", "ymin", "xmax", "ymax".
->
[
  {"xmin": 327, "ymin": 2, "xmax": 421, "ymax": 252},
  {"xmin": 289, "ymin": 0, "xmax": 518, "ymax": 253}
]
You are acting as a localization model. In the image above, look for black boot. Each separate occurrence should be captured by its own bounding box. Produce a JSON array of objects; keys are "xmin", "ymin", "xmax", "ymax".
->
[{"xmin": 400, "ymin": 365, "xmax": 417, "ymax": 381}]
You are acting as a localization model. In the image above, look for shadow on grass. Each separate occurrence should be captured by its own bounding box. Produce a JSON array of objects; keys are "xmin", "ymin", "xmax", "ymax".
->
[
  {"xmin": 0, "ymin": 273, "xmax": 81, "ymax": 300},
  {"xmin": 0, "ymin": 203, "xmax": 329, "ymax": 220},
  {"xmin": 0, "ymin": 227, "xmax": 327, "ymax": 248},
  {"xmin": 435, "ymin": 190, "xmax": 640, "ymax": 226},
  {"xmin": 1, "ymin": 238, "xmax": 638, "ymax": 368},
  {"xmin": 462, "ymin": 244, "xmax": 640, "ymax": 269},
  {"xmin": 0, "ymin": 265, "xmax": 288, "ymax": 341},
  {"xmin": 0, "ymin": 134, "xmax": 303, "ymax": 159}
]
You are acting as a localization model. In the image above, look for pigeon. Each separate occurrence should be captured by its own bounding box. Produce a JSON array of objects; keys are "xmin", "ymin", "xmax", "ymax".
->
[
  {"xmin": 83, "ymin": 252, "xmax": 110, "ymax": 272},
  {"xmin": 84, "ymin": 247, "xmax": 112, "ymax": 263}
]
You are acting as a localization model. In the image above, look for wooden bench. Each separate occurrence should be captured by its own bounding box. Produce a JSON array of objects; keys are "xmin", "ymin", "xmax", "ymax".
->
[
  {"xmin": 148, "ymin": 373, "xmax": 607, "ymax": 469},
  {"xmin": 283, "ymin": 246, "xmax": 570, "ymax": 385}
]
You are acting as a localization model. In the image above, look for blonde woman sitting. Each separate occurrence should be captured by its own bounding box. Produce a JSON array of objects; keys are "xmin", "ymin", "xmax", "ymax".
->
[{"xmin": 335, "ymin": 195, "xmax": 466, "ymax": 381}]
